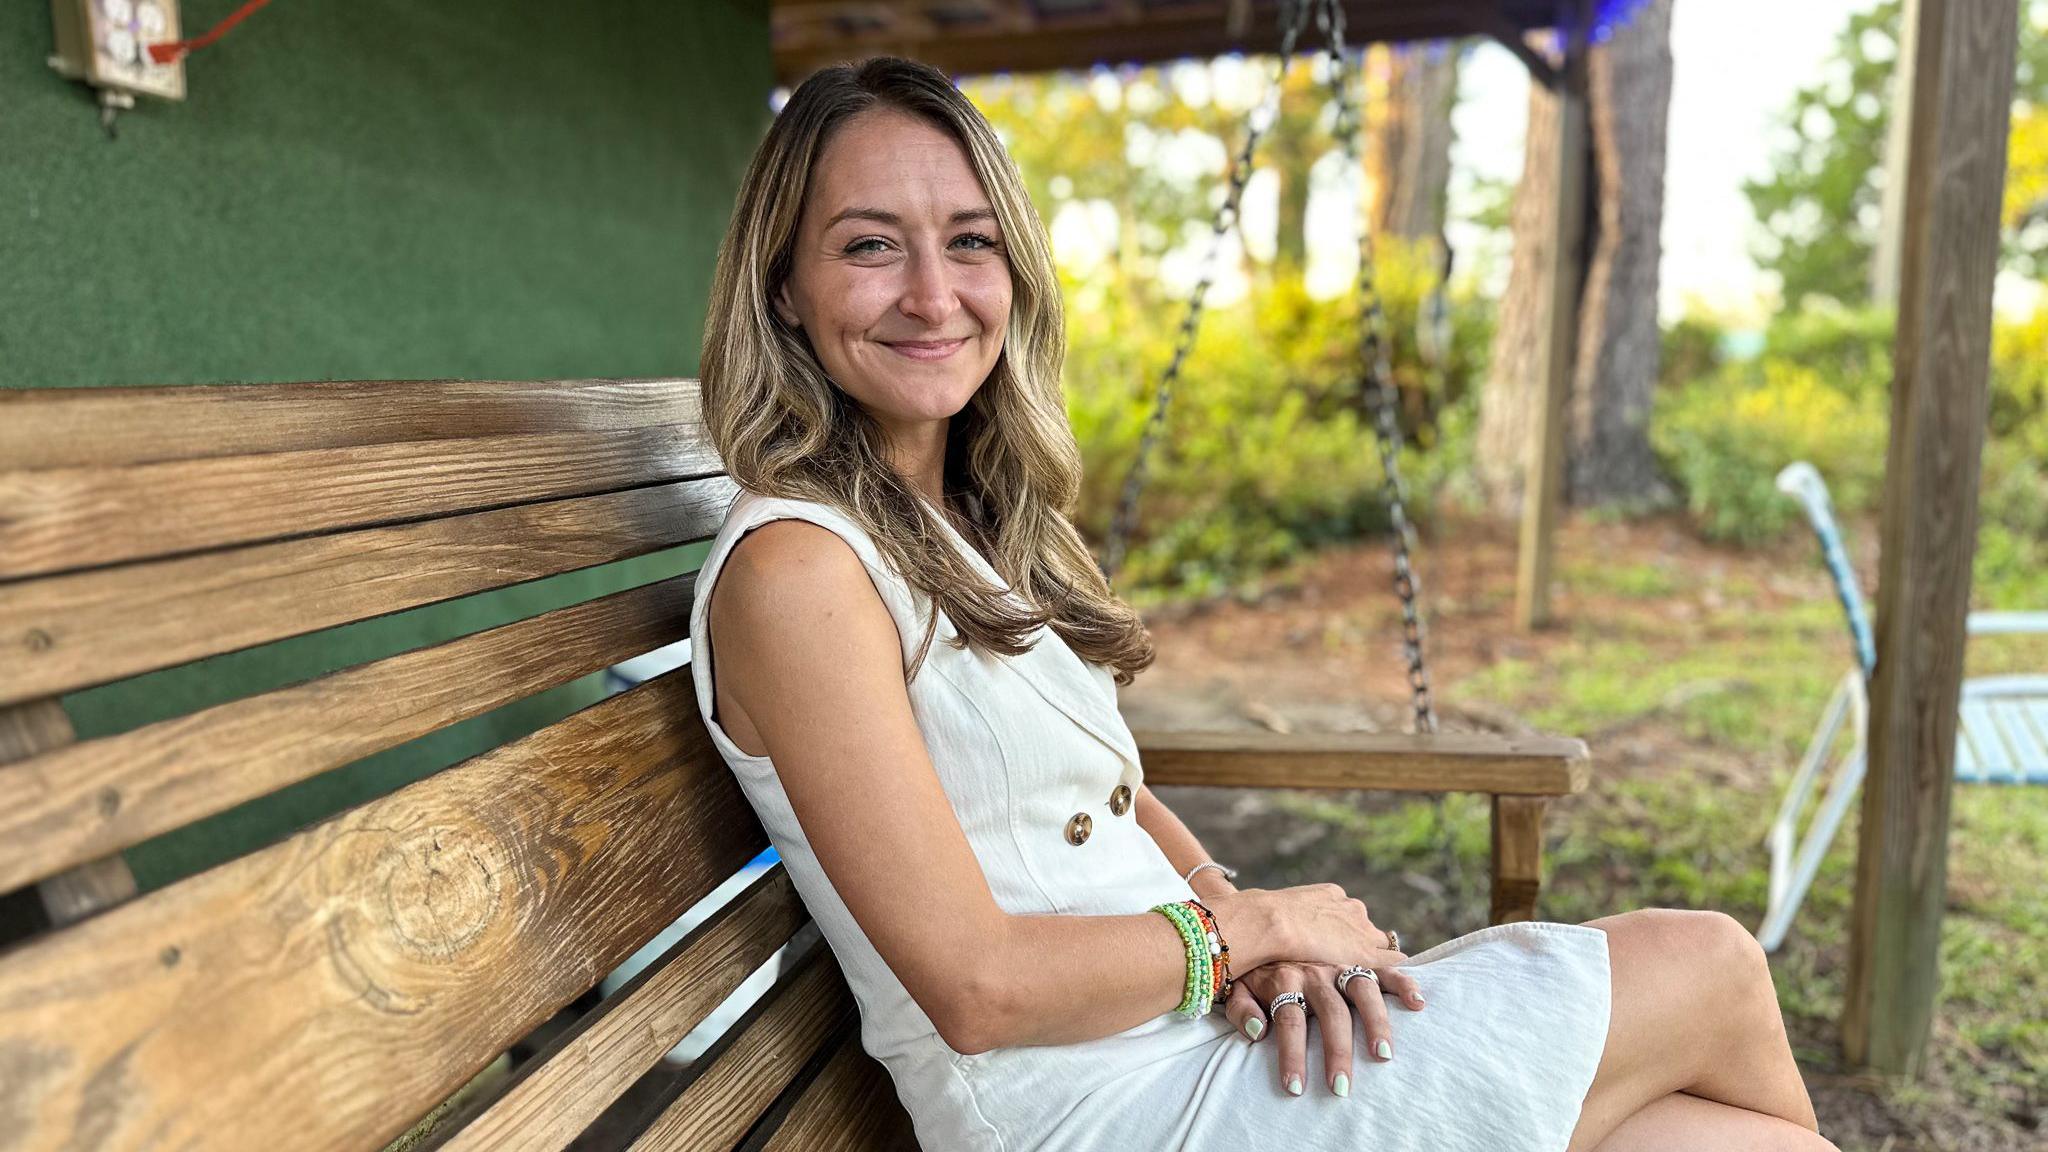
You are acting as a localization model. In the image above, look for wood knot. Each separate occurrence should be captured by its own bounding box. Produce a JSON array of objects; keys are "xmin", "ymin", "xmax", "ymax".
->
[
  {"xmin": 23, "ymin": 628, "xmax": 54, "ymax": 653},
  {"xmin": 376, "ymin": 825, "xmax": 505, "ymax": 959}
]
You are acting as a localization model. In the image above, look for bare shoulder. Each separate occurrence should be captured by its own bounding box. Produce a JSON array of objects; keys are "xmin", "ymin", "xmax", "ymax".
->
[
  {"xmin": 706, "ymin": 517, "xmax": 910, "ymax": 761},
  {"xmin": 708, "ymin": 518, "xmax": 900, "ymax": 683}
]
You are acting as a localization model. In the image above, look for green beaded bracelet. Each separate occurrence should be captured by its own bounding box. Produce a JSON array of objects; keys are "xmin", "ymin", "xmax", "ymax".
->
[{"xmin": 1153, "ymin": 901, "xmax": 1213, "ymax": 1019}]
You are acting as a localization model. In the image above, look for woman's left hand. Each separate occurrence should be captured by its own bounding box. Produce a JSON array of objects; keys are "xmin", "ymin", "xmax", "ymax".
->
[{"xmin": 1225, "ymin": 959, "xmax": 1426, "ymax": 1098}]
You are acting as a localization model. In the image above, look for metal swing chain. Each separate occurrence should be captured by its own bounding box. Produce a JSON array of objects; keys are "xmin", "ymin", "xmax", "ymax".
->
[
  {"xmin": 1320, "ymin": 0, "xmax": 1466, "ymax": 922},
  {"xmin": 1100, "ymin": 0, "xmax": 1320, "ymax": 585},
  {"xmin": 1319, "ymin": 0, "xmax": 1438, "ymax": 738}
]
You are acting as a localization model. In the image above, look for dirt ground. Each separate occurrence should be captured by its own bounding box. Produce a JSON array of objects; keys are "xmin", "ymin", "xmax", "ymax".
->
[{"xmin": 1117, "ymin": 511, "xmax": 2042, "ymax": 1152}]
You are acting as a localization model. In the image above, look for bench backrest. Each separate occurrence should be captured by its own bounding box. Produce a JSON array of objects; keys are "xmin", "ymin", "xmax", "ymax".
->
[{"xmin": 0, "ymin": 379, "xmax": 915, "ymax": 1151}]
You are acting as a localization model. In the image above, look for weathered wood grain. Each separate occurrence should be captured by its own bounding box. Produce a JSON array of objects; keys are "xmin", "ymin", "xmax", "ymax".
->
[
  {"xmin": 434, "ymin": 867, "xmax": 809, "ymax": 1152},
  {"xmin": 1845, "ymin": 0, "xmax": 2017, "ymax": 1077},
  {"xmin": 1490, "ymin": 795, "xmax": 1549, "ymax": 925},
  {"xmin": 629, "ymin": 945, "xmax": 856, "ymax": 1151},
  {"xmin": 0, "ymin": 475, "xmax": 736, "ymax": 707},
  {"xmin": 759, "ymin": 1031, "xmax": 919, "ymax": 1152},
  {"xmin": 0, "ymin": 670, "xmax": 767, "ymax": 1152},
  {"xmin": 0, "ymin": 378, "xmax": 697, "ymax": 470},
  {"xmin": 0, "ymin": 576, "xmax": 694, "ymax": 894},
  {"xmin": 1516, "ymin": 7, "xmax": 1590, "ymax": 632},
  {"xmin": 1, "ymin": 701, "xmax": 142, "ymax": 930},
  {"xmin": 0, "ymin": 425, "xmax": 722, "ymax": 580},
  {"xmin": 1131, "ymin": 729, "xmax": 1591, "ymax": 795}
]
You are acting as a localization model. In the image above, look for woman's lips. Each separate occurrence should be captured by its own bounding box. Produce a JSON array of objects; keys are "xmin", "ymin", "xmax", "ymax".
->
[{"xmin": 883, "ymin": 337, "xmax": 967, "ymax": 361}]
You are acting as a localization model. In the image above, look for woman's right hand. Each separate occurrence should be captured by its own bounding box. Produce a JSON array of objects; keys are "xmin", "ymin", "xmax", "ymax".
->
[{"xmin": 1202, "ymin": 883, "xmax": 1407, "ymax": 973}]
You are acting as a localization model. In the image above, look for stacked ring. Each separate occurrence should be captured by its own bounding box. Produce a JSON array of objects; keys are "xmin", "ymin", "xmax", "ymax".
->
[
  {"xmin": 1336, "ymin": 964, "xmax": 1378, "ymax": 992},
  {"xmin": 1267, "ymin": 990, "xmax": 1310, "ymax": 1017}
]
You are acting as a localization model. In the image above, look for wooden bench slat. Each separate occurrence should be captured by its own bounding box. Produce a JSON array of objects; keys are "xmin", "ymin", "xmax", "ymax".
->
[
  {"xmin": 0, "ymin": 575, "xmax": 695, "ymax": 894},
  {"xmin": 2, "ymin": 699, "xmax": 143, "ymax": 930},
  {"xmin": 758, "ymin": 1031, "xmax": 918, "ymax": 1152},
  {"xmin": 628, "ymin": 944, "xmax": 857, "ymax": 1152},
  {"xmin": 0, "ymin": 379, "xmax": 696, "ymax": 470},
  {"xmin": 435, "ymin": 866, "xmax": 810, "ymax": 1152},
  {"xmin": 0, "ymin": 476, "xmax": 736, "ymax": 707},
  {"xmin": 1132, "ymin": 729, "xmax": 1592, "ymax": 795},
  {"xmin": 0, "ymin": 425, "xmax": 722, "ymax": 581},
  {"xmin": 0, "ymin": 670, "xmax": 765, "ymax": 1152}
]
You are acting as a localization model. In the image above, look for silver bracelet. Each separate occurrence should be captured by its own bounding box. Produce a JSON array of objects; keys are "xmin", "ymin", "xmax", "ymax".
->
[{"xmin": 1183, "ymin": 860, "xmax": 1239, "ymax": 886}]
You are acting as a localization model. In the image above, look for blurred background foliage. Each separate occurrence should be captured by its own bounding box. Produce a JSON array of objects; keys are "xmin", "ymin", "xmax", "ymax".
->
[{"xmin": 962, "ymin": 17, "xmax": 2048, "ymax": 614}]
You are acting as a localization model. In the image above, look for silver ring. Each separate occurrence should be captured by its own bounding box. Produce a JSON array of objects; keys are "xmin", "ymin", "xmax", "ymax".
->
[
  {"xmin": 1336, "ymin": 965, "xmax": 1378, "ymax": 991},
  {"xmin": 1267, "ymin": 991, "xmax": 1309, "ymax": 1017}
]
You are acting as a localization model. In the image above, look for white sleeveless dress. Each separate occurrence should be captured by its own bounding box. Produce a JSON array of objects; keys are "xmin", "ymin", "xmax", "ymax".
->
[{"xmin": 688, "ymin": 489, "xmax": 1613, "ymax": 1152}]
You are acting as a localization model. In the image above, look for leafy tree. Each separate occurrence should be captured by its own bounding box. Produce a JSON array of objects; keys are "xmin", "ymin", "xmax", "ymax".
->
[{"xmin": 1745, "ymin": 0, "xmax": 2048, "ymax": 307}]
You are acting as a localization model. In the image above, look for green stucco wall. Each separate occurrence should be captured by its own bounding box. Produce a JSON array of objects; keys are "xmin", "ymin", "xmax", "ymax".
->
[{"xmin": 2, "ymin": 0, "xmax": 771, "ymax": 890}]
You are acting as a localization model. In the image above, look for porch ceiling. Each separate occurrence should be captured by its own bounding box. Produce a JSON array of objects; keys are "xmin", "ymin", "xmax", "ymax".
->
[{"xmin": 771, "ymin": 1, "xmax": 1570, "ymax": 84}]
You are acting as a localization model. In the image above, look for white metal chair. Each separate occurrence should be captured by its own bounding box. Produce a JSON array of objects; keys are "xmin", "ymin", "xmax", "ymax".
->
[{"xmin": 1757, "ymin": 463, "xmax": 2048, "ymax": 953}]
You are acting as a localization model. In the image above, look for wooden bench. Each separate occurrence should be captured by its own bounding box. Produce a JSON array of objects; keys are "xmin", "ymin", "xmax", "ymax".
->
[{"xmin": 0, "ymin": 378, "xmax": 1590, "ymax": 1151}]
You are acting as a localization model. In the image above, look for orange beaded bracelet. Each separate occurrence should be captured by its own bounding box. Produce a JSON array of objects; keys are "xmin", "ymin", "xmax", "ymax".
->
[{"xmin": 1186, "ymin": 899, "xmax": 1232, "ymax": 1005}]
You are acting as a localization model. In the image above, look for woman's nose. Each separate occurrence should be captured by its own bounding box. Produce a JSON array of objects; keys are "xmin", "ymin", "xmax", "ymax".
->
[{"xmin": 897, "ymin": 249, "xmax": 959, "ymax": 326}]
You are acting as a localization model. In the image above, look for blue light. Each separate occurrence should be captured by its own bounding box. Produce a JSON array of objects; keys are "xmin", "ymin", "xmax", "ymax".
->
[{"xmin": 1593, "ymin": 0, "xmax": 1655, "ymax": 39}]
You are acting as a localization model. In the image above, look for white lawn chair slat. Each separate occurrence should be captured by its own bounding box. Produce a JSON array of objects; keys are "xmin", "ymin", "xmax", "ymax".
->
[
  {"xmin": 1992, "ymin": 700, "xmax": 2045, "ymax": 778},
  {"xmin": 1960, "ymin": 699, "xmax": 2005, "ymax": 781}
]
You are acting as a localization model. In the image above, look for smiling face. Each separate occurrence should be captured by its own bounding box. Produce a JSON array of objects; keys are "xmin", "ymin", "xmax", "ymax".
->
[{"xmin": 773, "ymin": 108, "xmax": 1013, "ymax": 455}]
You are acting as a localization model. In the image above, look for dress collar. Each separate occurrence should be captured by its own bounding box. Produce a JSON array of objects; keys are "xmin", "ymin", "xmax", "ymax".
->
[{"xmin": 925, "ymin": 500, "xmax": 1140, "ymax": 771}]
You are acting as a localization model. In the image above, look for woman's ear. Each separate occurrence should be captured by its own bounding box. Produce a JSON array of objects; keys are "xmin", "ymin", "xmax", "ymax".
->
[{"xmin": 772, "ymin": 281, "xmax": 801, "ymax": 330}]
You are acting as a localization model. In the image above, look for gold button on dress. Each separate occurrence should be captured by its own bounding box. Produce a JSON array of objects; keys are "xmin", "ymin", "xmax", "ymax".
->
[
  {"xmin": 1065, "ymin": 812, "xmax": 1092, "ymax": 845},
  {"xmin": 1109, "ymin": 783, "xmax": 1133, "ymax": 816}
]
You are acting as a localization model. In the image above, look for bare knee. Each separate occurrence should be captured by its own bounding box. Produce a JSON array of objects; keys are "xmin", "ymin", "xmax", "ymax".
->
[
  {"xmin": 1598, "ymin": 909, "xmax": 1787, "ymax": 1061},
  {"xmin": 1617, "ymin": 908, "xmax": 1773, "ymax": 999}
]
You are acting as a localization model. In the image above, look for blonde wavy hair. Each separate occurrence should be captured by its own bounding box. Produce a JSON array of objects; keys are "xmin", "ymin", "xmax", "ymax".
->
[{"xmin": 699, "ymin": 56, "xmax": 1155, "ymax": 686}]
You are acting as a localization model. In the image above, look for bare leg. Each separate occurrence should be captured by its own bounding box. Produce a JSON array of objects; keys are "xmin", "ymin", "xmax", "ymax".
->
[
  {"xmin": 1592, "ymin": 1091, "xmax": 1839, "ymax": 1151},
  {"xmin": 1566, "ymin": 909, "xmax": 1820, "ymax": 1151}
]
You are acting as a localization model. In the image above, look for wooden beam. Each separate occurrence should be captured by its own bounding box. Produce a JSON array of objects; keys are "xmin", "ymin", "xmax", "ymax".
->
[
  {"xmin": 1131, "ymin": 729, "xmax": 1591, "ymax": 795},
  {"xmin": 772, "ymin": 1, "xmax": 1567, "ymax": 83},
  {"xmin": 1843, "ymin": 0, "xmax": 2017, "ymax": 1078},
  {"xmin": 1468, "ymin": 3, "xmax": 1561, "ymax": 89},
  {"xmin": 1514, "ymin": 10, "xmax": 1588, "ymax": 632},
  {"xmin": 1490, "ymin": 795, "xmax": 1548, "ymax": 923}
]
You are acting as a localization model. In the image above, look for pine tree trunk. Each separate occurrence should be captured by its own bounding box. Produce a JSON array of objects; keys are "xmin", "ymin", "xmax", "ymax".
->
[
  {"xmin": 1372, "ymin": 46, "xmax": 1460, "ymax": 240},
  {"xmin": 1568, "ymin": 0, "xmax": 1673, "ymax": 506},
  {"xmin": 1476, "ymin": 4, "xmax": 1674, "ymax": 514}
]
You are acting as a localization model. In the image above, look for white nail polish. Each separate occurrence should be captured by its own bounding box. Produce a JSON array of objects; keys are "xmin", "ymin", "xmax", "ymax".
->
[
  {"xmin": 1333, "ymin": 1072, "xmax": 1350, "ymax": 1098},
  {"xmin": 1245, "ymin": 1017, "xmax": 1264, "ymax": 1040},
  {"xmin": 1374, "ymin": 1039, "xmax": 1393, "ymax": 1061},
  {"xmin": 1286, "ymin": 1074, "xmax": 1303, "ymax": 1096}
]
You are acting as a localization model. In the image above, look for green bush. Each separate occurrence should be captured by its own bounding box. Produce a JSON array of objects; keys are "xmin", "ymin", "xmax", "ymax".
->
[
  {"xmin": 1652, "ymin": 355, "xmax": 1888, "ymax": 544},
  {"xmin": 1066, "ymin": 236, "xmax": 1495, "ymax": 600},
  {"xmin": 1653, "ymin": 301, "xmax": 2048, "ymax": 608}
]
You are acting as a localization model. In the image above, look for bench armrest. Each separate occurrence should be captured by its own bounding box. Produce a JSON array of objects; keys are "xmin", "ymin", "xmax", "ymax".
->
[{"xmin": 1129, "ymin": 730, "xmax": 1591, "ymax": 796}]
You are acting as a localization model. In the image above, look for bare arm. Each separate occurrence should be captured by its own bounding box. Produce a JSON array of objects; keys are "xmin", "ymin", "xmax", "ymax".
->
[
  {"xmin": 1133, "ymin": 784, "xmax": 1240, "ymax": 901},
  {"xmin": 709, "ymin": 522, "xmax": 1331, "ymax": 1055}
]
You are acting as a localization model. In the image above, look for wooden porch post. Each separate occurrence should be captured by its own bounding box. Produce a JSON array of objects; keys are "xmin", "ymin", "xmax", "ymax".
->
[
  {"xmin": 1514, "ymin": 5, "xmax": 1588, "ymax": 633},
  {"xmin": 1844, "ymin": 0, "xmax": 2018, "ymax": 1078}
]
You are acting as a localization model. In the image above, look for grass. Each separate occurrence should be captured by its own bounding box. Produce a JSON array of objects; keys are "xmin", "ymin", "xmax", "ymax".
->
[{"xmin": 1268, "ymin": 537, "xmax": 2048, "ymax": 1145}]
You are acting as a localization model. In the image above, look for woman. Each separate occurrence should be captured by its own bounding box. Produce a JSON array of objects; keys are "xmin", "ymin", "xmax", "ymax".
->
[{"xmin": 689, "ymin": 56, "xmax": 1835, "ymax": 1152}]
